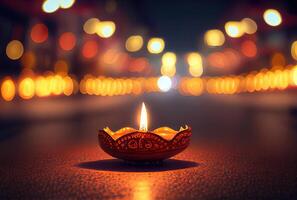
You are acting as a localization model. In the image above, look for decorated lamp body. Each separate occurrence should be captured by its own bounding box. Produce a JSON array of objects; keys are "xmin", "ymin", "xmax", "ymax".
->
[{"xmin": 98, "ymin": 126, "xmax": 192, "ymax": 161}]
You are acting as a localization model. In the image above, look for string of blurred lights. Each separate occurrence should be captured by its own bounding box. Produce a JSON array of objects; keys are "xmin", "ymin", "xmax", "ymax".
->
[
  {"xmin": 179, "ymin": 65, "xmax": 297, "ymax": 96},
  {"xmin": 5, "ymin": 7, "xmax": 290, "ymax": 73},
  {"xmin": 3, "ymin": 3, "xmax": 297, "ymax": 102},
  {"xmin": 0, "ymin": 74, "xmax": 160, "ymax": 101},
  {"xmin": 1, "ymin": 65, "xmax": 297, "ymax": 101}
]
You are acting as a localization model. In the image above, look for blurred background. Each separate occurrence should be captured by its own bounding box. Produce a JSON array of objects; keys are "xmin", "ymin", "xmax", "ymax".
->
[
  {"xmin": 0, "ymin": 0, "xmax": 297, "ymax": 150},
  {"xmin": 2, "ymin": 1, "xmax": 297, "ymax": 199}
]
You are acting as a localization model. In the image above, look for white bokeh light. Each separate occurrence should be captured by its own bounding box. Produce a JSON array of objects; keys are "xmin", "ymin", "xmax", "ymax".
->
[
  {"xmin": 157, "ymin": 76, "xmax": 172, "ymax": 92},
  {"xmin": 42, "ymin": 0, "xmax": 60, "ymax": 13}
]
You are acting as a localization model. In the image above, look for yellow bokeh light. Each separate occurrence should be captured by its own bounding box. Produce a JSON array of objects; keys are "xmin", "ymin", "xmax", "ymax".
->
[
  {"xmin": 206, "ymin": 78, "xmax": 215, "ymax": 94},
  {"xmin": 179, "ymin": 78, "xmax": 204, "ymax": 96},
  {"xmin": 59, "ymin": 0, "xmax": 75, "ymax": 9},
  {"xmin": 83, "ymin": 18, "xmax": 100, "ymax": 34},
  {"xmin": 187, "ymin": 52, "xmax": 203, "ymax": 77},
  {"xmin": 49, "ymin": 75, "xmax": 64, "ymax": 95},
  {"xmin": 204, "ymin": 29, "xmax": 225, "ymax": 47},
  {"xmin": 161, "ymin": 52, "xmax": 176, "ymax": 66},
  {"xmin": 189, "ymin": 65, "xmax": 203, "ymax": 77},
  {"xmin": 79, "ymin": 79, "xmax": 86, "ymax": 94},
  {"xmin": 263, "ymin": 9, "xmax": 282, "ymax": 27},
  {"xmin": 96, "ymin": 21, "xmax": 116, "ymax": 38},
  {"xmin": 224, "ymin": 21, "xmax": 244, "ymax": 38},
  {"xmin": 161, "ymin": 65, "xmax": 176, "ymax": 77},
  {"xmin": 241, "ymin": 18, "xmax": 257, "ymax": 34},
  {"xmin": 161, "ymin": 52, "xmax": 176, "ymax": 77},
  {"xmin": 147, "ymin": 38, "xmax": 165, "ymax": 54},
  {"xmin": 42, "ymin": 0, "xmax": 59, "ymax": 13},
  {"xmin": 125, "ymin": 35, "xmax": 143, "ymax": 52},
  {"xmin": 187, "ymin": 52, "xmax": 202, "ymax": 66},
  {"xmin": 19, "ymin": 77, "xmax": 35, "ymax": 99},
  {"xmin": 1, "ymin": 78, "xmax": 15, "ymax": 101},
  {"xmin": 188, "ymin": 78, "xmax": 203, "ymax": 96},
  {"xmin": 6, "ymin": 40, "xmax": 24, "ymax": 60},
  {"xmin": 132, "ymin": 79, "xmax": 143, "ymax": 95},
  {"xmin": 63, "ymin": 76, "xmax": 74, "ymax": 96},
  {"xmin": 35, "ymin": 76, "xmax": 50, "ymax": 97},
  {"xmin": 290, "ymin": 41, "xmax": 297, "ymax": 61},
  {"xmin": 176, "ymin": 65, "xmax": 296, "ymax": 96},
  {"xmin": 291, "ymin": 66, "xmax": 297, "ymax": 85}
]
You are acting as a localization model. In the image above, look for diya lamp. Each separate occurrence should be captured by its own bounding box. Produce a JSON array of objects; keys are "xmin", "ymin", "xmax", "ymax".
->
[{"xmin": 98, "ymin": 103, "xmax": 192, "ymax": 162}]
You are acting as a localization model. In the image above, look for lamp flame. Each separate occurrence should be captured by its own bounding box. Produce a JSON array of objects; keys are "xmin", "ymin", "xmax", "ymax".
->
[{"xmin": 139, "ymin": 102, "xmax": 148, "ymax": 131}]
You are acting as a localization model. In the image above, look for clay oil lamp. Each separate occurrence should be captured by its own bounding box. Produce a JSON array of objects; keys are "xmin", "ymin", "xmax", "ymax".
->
[{"xmin": 98, "ymin": 103, "xmax": 192, "ymax": 162}]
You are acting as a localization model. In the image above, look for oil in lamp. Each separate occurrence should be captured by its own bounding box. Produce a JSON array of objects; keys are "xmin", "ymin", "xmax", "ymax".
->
[{"xmin": 98, "ymin": 103, "xmax": 192, "ymax": 161}]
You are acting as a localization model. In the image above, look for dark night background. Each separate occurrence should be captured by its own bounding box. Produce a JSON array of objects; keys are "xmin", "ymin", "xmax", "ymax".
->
[{"xmin": 1, "ymin": 0, "xmax": 297, "ymax": 199}]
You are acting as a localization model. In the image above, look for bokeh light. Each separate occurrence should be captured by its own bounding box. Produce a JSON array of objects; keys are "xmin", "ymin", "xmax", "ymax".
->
[
  {"xmin": 6, "ymin": 40, "xmax": 24, "ymax": 60},
  {"xmin": 1, "ymin": 78, "xmax": 15, "ymax": 101},
  {"xmin": 161, "ymin": 52, "xmax": 176, "ymax": 77},
  {"xmin": 82, "ymin": 40, "xmax": 98, "ymax": 59},
  {"xmin": 96, "ymin": 21, "xmax": 116, "ymax": 38},
  {"xmin": 161, "ymin": 52, "xmax": 176, "ymax": 66},
  {"xmin": 157, "ymin": 76, "xmax": 172, "ymax": 92},
  {"xmin": 241, "ymin": 18, "xmax": 257, "ymax": 34},
  {"xmin": 161, "ymin": 66, "xmax": 176, "ymax": 77},
  {"xmin": 19, "ymin": 77, "xmax": 35, "ymax": 99},
  {"xmin": 125, "ymin": 35, "xmax": 143, "ymax": 52},
  {"xmin": 83, "ymin": 18, "xmax": 100, "ymax": 34},
  {"xmin": 59, "ymin": 32, "xmax": 76, "ymax": 51},
  {"xmin": 59, "ymin": 0, "xmax": 75, "ymax": 9},
  {"xmin": 188, "ymin": 64, "xmax": 203, "ymax": 78},
  {"xmin": 50, "ymin": 75, "xmax": 64, "ymax": 95},
  {"xmin": 128, "ymin": 58, "xmax": 149, "ymax": 73},
  {"xmin": 179, "ymin": 78, "xmax": 203, "ymax": 96},
  {"xmin": 35, "ymin": 76, "xmax": 50, "ymax": 97},
  {"xmin": 78, "ymin": 76, "xmax": 160, "ymax": 96},
  {"xmin": 187, "ymin": 52, "xmax": 202, "ymax": 66},
  {"xmin": 31, "ymin": 23, "xmax": 48, "ymax": 43},
  {"xmin": 290, "ymin": 41, "xmax": 297, "ymax": 61},
  {"xmin": 42, "ymin": 0, "xmax": 60, "ymax": 13},
  {"xmin": 204, "ymin": 29, "xmax": 225, "ymax": 47},
  {"xmin": 1, "ymin": 2, "xmax": 296, "ymax": 102},
  {"xmin": 224, "ymin": 21, "xmax": 244, "ymax": 38},
  {"xmin": 177, "ymin": 66, "xmax": 297, "ymax": 96},
  {"xmin": 263, "ymin": 9, "xmax": 282, "ymax": 27},
  {"xmin": 207, "ymin": 52, "xmax": 226, "ymax": 68},
  {"xmin": 63, "ymin": 76, "xmax": 74, "ymax": 96},
  {"xmin": 147, "ymin": 38, "xmax": 165, "ymax": 54},
  {"xmin": 207, "ymin": 49, "xmax": 240, "ymax": 69},
  {"xmin": 292, "ymin": 66, "xmax": 297, "ymax": 85},
  {"xmin": 101, "ymin": 49, "xmax": 120, "ymax": 65},
  {"xmin": 241, "ymin": 40, "xmax": 257, "ymax": 58},
  {"xmin": 187, "ymin": 52, "xmax": 203, "ymax": 77}
]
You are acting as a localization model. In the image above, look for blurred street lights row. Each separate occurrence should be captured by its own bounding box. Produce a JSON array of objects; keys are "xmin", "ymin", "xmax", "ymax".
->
[{"xmin": 1, "ymin": 64, "xmax": 297, "ymax": 101}]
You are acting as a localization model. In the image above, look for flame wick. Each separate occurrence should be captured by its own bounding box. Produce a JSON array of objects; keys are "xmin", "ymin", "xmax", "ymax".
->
[{"xmin": 139, "ymin": 102, "xmax": 148, "ymax": 131}]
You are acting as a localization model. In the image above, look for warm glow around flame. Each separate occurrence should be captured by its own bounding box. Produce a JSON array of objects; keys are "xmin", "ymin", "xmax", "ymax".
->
[{"xmin": 139, "ymin": 102, "xmax": 148, "ymax": 131}]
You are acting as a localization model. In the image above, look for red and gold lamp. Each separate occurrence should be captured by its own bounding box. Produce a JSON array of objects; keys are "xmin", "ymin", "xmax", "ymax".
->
[{"xmin": 98, "ymin": 103, "xmax": 192, "ymax": 162}]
